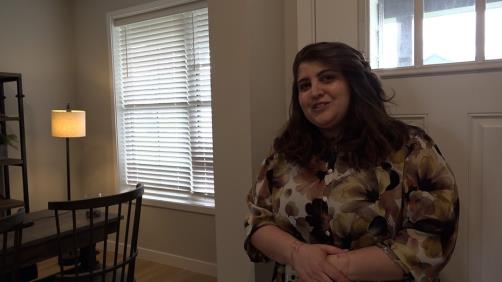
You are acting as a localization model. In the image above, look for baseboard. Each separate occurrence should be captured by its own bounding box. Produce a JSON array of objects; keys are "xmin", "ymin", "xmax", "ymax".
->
[{"xmin": 105, "ymin": 242, "xmax": 217, "ymax": 277}]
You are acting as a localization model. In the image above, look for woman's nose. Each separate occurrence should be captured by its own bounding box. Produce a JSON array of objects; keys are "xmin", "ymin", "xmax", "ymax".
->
[{"xmin": 311, "ymin": 81, "xmax": 324, "ymax": 98}]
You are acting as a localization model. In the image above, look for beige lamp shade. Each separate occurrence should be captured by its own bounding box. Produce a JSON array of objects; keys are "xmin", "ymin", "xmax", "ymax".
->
[{"xmin": 51, "ymin": 110, "xmax": 86, "ymax": 137}]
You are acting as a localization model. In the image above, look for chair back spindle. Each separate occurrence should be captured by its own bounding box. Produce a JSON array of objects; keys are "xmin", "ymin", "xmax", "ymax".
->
[{"xmin": 48, "ymin": 184, "xmax": 144, "ymax": 282}]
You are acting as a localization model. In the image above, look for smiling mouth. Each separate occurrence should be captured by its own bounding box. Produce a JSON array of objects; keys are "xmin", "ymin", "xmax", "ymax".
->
[{"xmin": 312, "ymin": 102, "xmax": 329, "ymax": 111}]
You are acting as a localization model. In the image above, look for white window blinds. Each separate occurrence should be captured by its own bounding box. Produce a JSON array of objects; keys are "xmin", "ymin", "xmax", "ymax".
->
[{"xmin": 111, "ymin": 4, "xmax": 214, "ymax": 202}]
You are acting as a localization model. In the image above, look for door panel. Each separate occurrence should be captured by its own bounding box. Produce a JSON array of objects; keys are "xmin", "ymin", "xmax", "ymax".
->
[
  {"xmin": 469, "ymin": 116, "xmax": 502, "ymax": 282},
  {"xmin": 310, "ymin": 1, "xmax": 502, "ymax": 281}
]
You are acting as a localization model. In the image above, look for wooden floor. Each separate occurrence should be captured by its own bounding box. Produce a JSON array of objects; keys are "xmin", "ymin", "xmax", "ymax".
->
[{"xmin": 35, "ymin": 256, "xmax": 217, "ymax": 282}]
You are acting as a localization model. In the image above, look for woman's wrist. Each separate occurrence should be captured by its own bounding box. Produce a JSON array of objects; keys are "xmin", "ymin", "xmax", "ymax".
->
[
  {"xmin": 288, "ymin": 239, "xmax": 304, "ymax": 266},
  {"xmin": 327, "ymin": 252, "xmax": 351, "ymax": 278}
]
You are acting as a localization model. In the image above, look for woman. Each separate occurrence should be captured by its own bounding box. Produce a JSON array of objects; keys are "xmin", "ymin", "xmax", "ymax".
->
[{"xmin": 244, "ymin": 42, "xmax": 459, "ymax": 282}]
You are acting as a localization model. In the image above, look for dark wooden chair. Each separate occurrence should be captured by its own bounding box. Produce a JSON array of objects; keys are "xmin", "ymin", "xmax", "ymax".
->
[
  {"xmin": 0, "ymin": 209, "xmax": 25, "ymax": 282},
  {"xmin": 47, "ymin": 184, "xmax": 144, "ymax": 282}
]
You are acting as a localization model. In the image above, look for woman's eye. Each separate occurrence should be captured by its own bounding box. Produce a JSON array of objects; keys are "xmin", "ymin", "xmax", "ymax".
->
[
  {"xmin": 298, "ymin": 82, "xmax": 310, "ymax": 92},
  {"xmin": 319, "ymin": 73, "xmax": 336, "ymax": 82}
]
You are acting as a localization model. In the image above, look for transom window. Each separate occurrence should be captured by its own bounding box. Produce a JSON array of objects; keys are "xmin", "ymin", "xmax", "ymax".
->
[{"xmin": 369, "ymin": 0, "xmax": 502, "ymax": 69}]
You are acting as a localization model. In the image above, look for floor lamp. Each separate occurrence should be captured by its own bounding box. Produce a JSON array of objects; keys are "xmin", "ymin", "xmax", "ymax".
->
[{"xmin": 51, "ymin": 105, "xmax": 86, "ymax": 201}]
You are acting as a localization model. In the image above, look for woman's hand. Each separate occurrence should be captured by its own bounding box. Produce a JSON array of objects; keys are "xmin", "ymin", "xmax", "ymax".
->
[{"xmin": 291, "ymin": 242, "xmax": 351, "ymax": 282}]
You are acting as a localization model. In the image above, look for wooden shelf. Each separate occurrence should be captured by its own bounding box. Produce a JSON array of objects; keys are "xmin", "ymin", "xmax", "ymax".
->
[
  {"xmin": 0, "ymin": 116, "xmax": 19, "ymax": 121},
  {"xmin": 0, "ymin": 72, "xmax": 29, "ymax": 212},
  {"xmin": 0, "ymin": 198, "xmax": 24, "ymax": 211},
  {"xmin": 0, "ymin": 158, "xmax": 23, "ymax": 166},
  {"xmin": 0, "ymin": 72, "xmax": 21, "ymax": 82}
]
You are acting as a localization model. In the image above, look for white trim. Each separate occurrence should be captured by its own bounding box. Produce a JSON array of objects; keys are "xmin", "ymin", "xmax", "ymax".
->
[
  {"xmin": 467, "ymin": 112, "xmax": 502, "ymax": 118},
  {"xmin": 105, "ymin": 242, "xmax": 217, "ymax": 277},
  {"xmin": 142, "ymin": 196, "xmax": 215, "ymax": 215},
  {"xmin": 106, "ymin": 9, "xmax": 120, "ymax": 191},
  {"xmin": 357, "ymin": 0, "xmax": 369, "ymax": 53},
  {"xmin": 312, "ymin": 0, "xmax": 316, "ymax": 43},
  {"xmin": 391, "ymin": 113, "xmax": 428, "ymax": 131},
  {"xmin": 107, "ymin": 0, "xmax": 199, "ymax": 21},
  {"xmin": 113, "ymin": 1, "xmax": 206, "ymax": 26},
  {"xmin": 466, "ymin": 113, "xmax": 502, "ymax": 282},
  {"xmin": 475, "ymin": 0, "xmax": 486, "ymax": 61},
  {"xmin": 414, "ymin": 0, "xmax": 423, "ymax": 67},
  {"xmin": 296, "ymin": 0, "xmax": 316, "ymax": 48},
  {"xmin": 375, "ymin": 59, "xmax": 502, "ymax": 79}
]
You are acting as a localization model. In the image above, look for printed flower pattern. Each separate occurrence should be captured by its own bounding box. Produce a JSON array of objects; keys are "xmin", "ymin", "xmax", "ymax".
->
[
  {"xmin": 293, "ymin": 158, "xmax": 327, "ymax": 200},
  {"xmin": 305, "ymin": 198, "xmax": 333, "ymax": 244},
  {"xmin": 244, "ymin": 128, "xmax": 459, "ymax": 282}
]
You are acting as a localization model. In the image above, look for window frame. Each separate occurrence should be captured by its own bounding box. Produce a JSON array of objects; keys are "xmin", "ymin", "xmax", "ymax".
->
[
  {"xmin": 107, "ymin": 0, "xmax": 215, "ymax": 214},
  {"xmin": 358, "ymin": 0, "xmax": 502, "ymax": 78}
]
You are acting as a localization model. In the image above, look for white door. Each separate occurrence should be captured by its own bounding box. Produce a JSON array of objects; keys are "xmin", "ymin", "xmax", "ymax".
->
[{"xmin": 301, "ymin": 0, "xmax": 502, "ymax": 281}]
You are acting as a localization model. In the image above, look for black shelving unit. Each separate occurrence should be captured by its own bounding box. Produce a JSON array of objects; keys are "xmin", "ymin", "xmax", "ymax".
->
[{"xmin": 0, "ymin": 72, "xmax": 29, "ymax": 213}]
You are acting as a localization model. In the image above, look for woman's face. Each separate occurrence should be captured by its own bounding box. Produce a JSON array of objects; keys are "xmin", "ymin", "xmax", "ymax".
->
[{"xmin": 297, "ymin": 61, "xmax": 351, "ymax": 137}]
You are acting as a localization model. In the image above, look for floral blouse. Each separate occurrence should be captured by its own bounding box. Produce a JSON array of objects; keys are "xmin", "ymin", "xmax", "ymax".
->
[{"xmin": 244, "ymin": 127, "xmax": 459, "ymax": 282}]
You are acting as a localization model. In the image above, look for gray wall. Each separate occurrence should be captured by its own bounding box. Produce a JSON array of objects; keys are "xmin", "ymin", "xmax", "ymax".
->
[
  {"xmin": 71, "ymin": 0, "xmax": 217, "ymax": 268},
  {"xmin": 0, "ymin": 0, "xmax": 78, "ymax": 211},
  {"xmin": 210, "ymin": 0, "xmax": 287, "ymax": 280}
]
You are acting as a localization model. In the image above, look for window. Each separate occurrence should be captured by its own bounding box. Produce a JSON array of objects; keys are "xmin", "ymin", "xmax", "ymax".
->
[
  {"xmin": 486, "ymin": 0, "xmax": 502, "ymax": 59},
  {"xmin": 110, "ymin": 1, "xmax": 214, "ymax": 207},
  {"xmin": 368, "ymin": 0, "xmax": 502, "ymax": 69}
]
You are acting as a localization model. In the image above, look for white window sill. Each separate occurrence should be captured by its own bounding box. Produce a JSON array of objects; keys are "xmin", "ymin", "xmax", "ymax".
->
[
  {"xmin": 375, "ymin": 59, "xmax": 502, "ymax": 79},
  {"xmin": 120, "ymin": 185, "xmax": 215, "ymax": 215},
  {"xmin": 142, "ymin": 195, "xmax": 215, "ymax": 215}
]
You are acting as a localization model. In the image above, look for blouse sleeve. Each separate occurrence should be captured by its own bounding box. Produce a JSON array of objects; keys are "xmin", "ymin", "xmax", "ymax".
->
[
  {"xmin": 380, "ymin": 133, "xmax": 459, "ymax": 281},
  {"xmin": 244, "ymin": 152, "xmax": 289, "ymax": 263},
  {"xmin": 244, "ymin": 153, "xmax": 277, "ymax": 262}
]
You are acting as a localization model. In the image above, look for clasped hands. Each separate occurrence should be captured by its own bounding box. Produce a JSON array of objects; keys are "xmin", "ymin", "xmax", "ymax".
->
[{"xmin": 290, "ymin": 241, "xmax": 352, "ymax": 282}]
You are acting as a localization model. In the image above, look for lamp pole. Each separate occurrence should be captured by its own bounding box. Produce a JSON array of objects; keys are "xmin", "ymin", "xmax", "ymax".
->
[
  {"xmin": 66, "ymin": 104, "xmax": 71, "ymax": 200},
  {"xmin": 66, "ymin": 137, "xmax": 71, "ymax": 200}
]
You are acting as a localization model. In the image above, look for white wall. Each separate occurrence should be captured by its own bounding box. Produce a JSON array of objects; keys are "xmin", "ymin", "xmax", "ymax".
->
[
  {"xmin": 315, "ymin": 0, "xmax": 359, "ymax": 47},
  {"xmin": 0, "ymin": 0, "xmax": 77, "ymax": 211}
]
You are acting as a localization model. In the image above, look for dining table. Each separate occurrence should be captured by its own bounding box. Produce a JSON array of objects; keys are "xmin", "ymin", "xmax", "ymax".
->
[{"xmin": 1, "ymin": 209, "xmax": 120, "ymax": 278}]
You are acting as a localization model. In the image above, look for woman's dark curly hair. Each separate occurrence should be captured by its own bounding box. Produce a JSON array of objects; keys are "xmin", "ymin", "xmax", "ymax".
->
[{"xmin": 273, "ymin": 42, "xmax": 409, "ymax": 169}]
